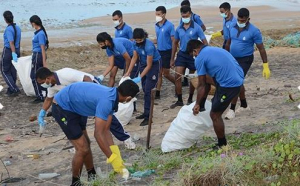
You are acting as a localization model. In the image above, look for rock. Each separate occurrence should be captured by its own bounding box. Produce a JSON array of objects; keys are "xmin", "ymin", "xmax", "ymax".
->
[{"xmin": 29, "ymin": 115, "xmax": 37, "ymax": 122}]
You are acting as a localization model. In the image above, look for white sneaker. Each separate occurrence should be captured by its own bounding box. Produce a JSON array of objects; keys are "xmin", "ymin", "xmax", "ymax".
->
[
  {"xmin": 225, "ymin": 109, "xmax": 235, "ymax": 120},
  {"xmin": 124, "ymin": 137, "xmax": 136, "ymax": 150},
  {"xmin": 236, "ymin": 106, "xmax": 251, "ymax": 113}
]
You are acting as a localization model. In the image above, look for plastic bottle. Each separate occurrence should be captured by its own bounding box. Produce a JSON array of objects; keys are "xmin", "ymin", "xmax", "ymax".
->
[
  {"xmin": 38, "ymin": 173, "xmax": 60, "ymax": 179},
  {"xmin": 131, "ymin": 169, "xmax": 155, "ymax": 178}
]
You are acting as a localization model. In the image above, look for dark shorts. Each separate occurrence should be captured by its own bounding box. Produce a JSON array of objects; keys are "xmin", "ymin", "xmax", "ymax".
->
[
  {"xmin": 211, "ymin": 80, "xmax": 241, "ymax": 113},
  {"xmin": 52, "ymin": 103, "xmax": 88, "ymax": 140},
  {"xmin": 175, "ymin": 50, "xmax": 196, "ymax": 71},
  {"xmin": 159, "ymin": 49, "xmax": 172, "ymax": 69},
  {"xmin": 114, "ymin": 56, "xmax": 125, "ymax": 69},
  {"xmin": 235, "ymin": 55, "xmax": 254, "ymax": 77}
]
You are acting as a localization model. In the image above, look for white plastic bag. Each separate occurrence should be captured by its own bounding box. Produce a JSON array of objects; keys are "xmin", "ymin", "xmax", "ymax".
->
[
  {"xmin": 11, "ymin": 55, "xmax": 35, "ymax": 96},
  {"xmin": 161, "ymin": 101, "xmax": 213, "ymax": 153},
  {"xmin": 114, "ymin": 76, "xmax": 137, "ymax": 126}
]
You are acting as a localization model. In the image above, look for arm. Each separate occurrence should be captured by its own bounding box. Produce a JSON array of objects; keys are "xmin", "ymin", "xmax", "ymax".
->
[
  {"xmin": 42, "ymin": 97, "xmax": 54, "ymax": 111},
  {"xmin": 122, "ymin": 52, "xmax": 132, "ymax": 73},
  {"xmin": 41, "ymin": 45, "xmax": 47, "ymax": 67},
  {"xmin": 170, "ymin": 39, "xmax": 179, "ymax": 67},
  {"xmin": 256, "ymin": 43, "xmax": 268, "ymax": 63},
  {"xmin": 225, "ymin": 39, "xmax": 231, "ymax": 52},
  {"xmin": 140, "ymin": 55, "xmax": 153, "ymax": 78},
  {"xmin": 102, "ymin": 56, "xmax": 115, "ymax": 77},
  {"xmin": 152, "ymin": 38, "xmax": 157, "ymax": 44},
  {"xmin": 94, "ymin": 115, "xmax": 114, "ymax": 158},
  {"xmin": 193, "ymin": 75, "xmax": 207, "ymax": 115},
  {"xmin": 201, "ymin": 24, "xmax": 206, "ymax": 32},
  {"xmin": 83, "ymin": 75, "xmax": 93, "ymax": 82},
  {"xmin": 125, "ymin": 50, "xmax": 138, "ymax": 76},
  {"xmin": 9, "ymin": 41, "xmax": 16, "ymax": 53},
  {"xmin": 202, "ymin": 39, "xmax": 208, "ymax": 45}
]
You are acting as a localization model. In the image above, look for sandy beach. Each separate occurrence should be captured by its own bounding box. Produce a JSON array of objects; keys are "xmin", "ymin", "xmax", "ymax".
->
[{"xmin": 0, "ymin": 1, "xmax": 300, "ymax": 185}]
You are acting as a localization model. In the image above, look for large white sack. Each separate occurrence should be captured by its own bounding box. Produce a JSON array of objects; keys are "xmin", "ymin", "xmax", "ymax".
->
[
  {"xmin": 161, "ymin": 101, "xmax": 213, "ymax": 153},
  {"xmin": 114, "ymin": 76, "xmax": 136, "ymax": 126},
  {"xmin": 12, "ymin": 56, "xmax": 35, "ymax": 96}
]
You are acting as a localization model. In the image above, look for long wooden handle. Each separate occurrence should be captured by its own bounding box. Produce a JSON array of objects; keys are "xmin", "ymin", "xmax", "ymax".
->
[{"xmin": 146, "ymin": 88, "xmax": 156, "ymax": 150}]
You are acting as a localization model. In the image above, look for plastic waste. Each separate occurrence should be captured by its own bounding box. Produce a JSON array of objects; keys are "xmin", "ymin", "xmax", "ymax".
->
[
  {"xmin": 3, "ymin": 160, "xmax": 11, "ymax": 166},
  {"xmin": 131, "ymin": 170, "xmax": 155, "ymax": 178},
  {"xmin": 38, "ymin": 173, "xmax": 60, "ymax": 179}
]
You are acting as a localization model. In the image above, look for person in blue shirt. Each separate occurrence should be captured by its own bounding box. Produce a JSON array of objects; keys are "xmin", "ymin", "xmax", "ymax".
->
[
  {"xmin": 154, "ymin": 6, "xmax": 175, "ymax": 99},
  {"xmin": 224, "ymin": 8, "xmax": 271, "ymax": 120},
  {"xmin": 30, "ymin": 15, "xmax": 49, "ymax": 103},
  {"xmin": 52, "ymin": 80, "xmax": 139, "ymax": 185},
  {"xmin": 112, "ymin": 10, "xmax": 133, "ymax": 40},
  {"xmin": 1, "ymin": 11, "xmax": 21, "ymax": 97},
  {"xmin": 96, "ymin": 32, "xmax": 134, "ymax": 87},
  {"xmin": 211, "ymin": 2, "xmax": 237, "ymax": 49},
  {"xmin": 180, "ymin": 0, "xmax": 206, "ymax": 31},
  {"xmin": 125, "ymin": 28, "xmax": 161, "ymax": 126},
  {"xmin": 170, "ymin": 6, "xmax": 208, "ymax": 109},
  {"xmin": 186, "ymin": 39, "xmax": 244, "ymax": 149}
]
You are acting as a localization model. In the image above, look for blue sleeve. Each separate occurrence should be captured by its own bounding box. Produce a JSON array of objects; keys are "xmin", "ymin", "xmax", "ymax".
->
[
  {"xmin": 127, "ymin": 27, "xmax": 133, "ymax": 39},
  {"xmin": 195, "ymin": 57, "xmax": 206, "ymax": 76},
  {"xmin": 253, "ymin": 28, "xmax": 263, "ymax": 44},
  {"xmin": 197, "ymin": 26, "xmax": 206, "ymax": 41},
  {"xmin": 6, "ymin": 28, "xmax": 14, "ymax": 42},
  {"xmin": 95, "ymin": 101, "xmax": 113, "ymax": 121},
  {"xmin": 106, "ymin": 49, "xmax": 113, "ymax": 57},
  {"xmin": 174, "ymin": 28, "xmax": 180, "ymax": 40},
  {"xmin": 170, "ymin": 24, "xmax": 175, "ymax": 37},
  {"xmin": 117, "ymin": 44, "xmax": 127, "ymax": 55},
  {"xmin": 194, "ymin": 15, "xmax": 204, "ymax": 26},
  {"xmin": 114, "ymin": 29, "xmax": 119, "ymax": 38},
  {"xmin": 38, "ymin": 33, "xmax": 46, "ymax": 45},
  {"xmin": 145, "ymin": 43, "xmax": 155, "ymax": 56}
]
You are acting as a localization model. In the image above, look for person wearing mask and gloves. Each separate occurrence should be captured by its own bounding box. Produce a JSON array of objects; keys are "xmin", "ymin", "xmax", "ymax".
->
[{"xmin": 224, "ymin": 8, "xmax": 271, "ymax": 120}]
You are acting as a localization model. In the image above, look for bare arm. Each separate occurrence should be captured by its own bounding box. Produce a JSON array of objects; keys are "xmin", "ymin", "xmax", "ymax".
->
[
  {"xmin": 102, "ymin": 56, "xmax": 115, "ymax": 77},
  {"xmin": 202, "ymin": 39, "xmax": 208, "ymax": 45},
  {"xmin": 225, "ymin": 39, "xmax": 231, "ymax": 52},
  {"xmin": 170, "ymin": 39, "xmax": 179, "ymax": 67},
  {"xmin": 193, "ymin": 75, "xmax": 208, "ymax": 115},
  {"xmin": 201, "ymin": 24, "xmax": 206, "ymax": 32},
  {"xmin": 9, "ymin": 41, "xmax": 16, "ymax": 53},
  {"xmin": 125, "ymin": 51, "xmax": 138, "ymax": 76},
  {"xmin": 42, "ymin": 97, "xmax": 54, "ymax": 111},
  {"xmin": 122, "ymin": 52, "xmax": 132, "ymax": 73},
  {"xmin": 140, "ymin": 55, "xmax": 153, "ymax": 78},
  {"xmin": 94, "ymin": 115, "xmax": 114, "ymax": 158},
  {"xmin": 256, "ymin": 43, "xmax": 268, "ymax": 63},
  {"xmin": 152, "ymin": 38, "xmax": 157, "ymax": 44},
  {"xmin": 41, "ymin": 45, "xmax": 47, "ymax": 67}
]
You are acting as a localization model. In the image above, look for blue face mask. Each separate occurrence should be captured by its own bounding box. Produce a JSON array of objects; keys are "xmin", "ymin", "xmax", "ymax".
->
[
  {"xmin": 182, "ymin": 17, "xmax": 191, "ymax": 24},
  {"xmin": 237, "ymin": 22, "xmax": 246, "ymax": 28},
  {"xmin": 220, "ymin": 12, "xmax": 227, "ymax": 18}
]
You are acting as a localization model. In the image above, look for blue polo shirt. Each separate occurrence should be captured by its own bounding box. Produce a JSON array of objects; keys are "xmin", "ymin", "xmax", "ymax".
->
[
  {"xmin": 195, "ymin": 46, "xmax": 244, "ymax": 88},
  {"xmin": 229, "ymin": 23, "xmax": 263, "ymax": 58},
  {"xmin": 223, "ymin": 14, "xmax": 237, "ymax": 40},
  {"xmin": 3, "ymin": 24, "xmax": 21, "ymax": 49},
  {"xmin": 155, "ymin": 20, "xmax": 175, "ymax": 51},
  {"xmin": 106, "ymin": 38, "xmax": 134, "ymax": 58},
  {"xmin": 134, "ymin": 39, "xmax": 161, "ymax": 66},
  {"xmin": 32, "ymin": 29, "xmax": 47, "ymax": 53},
  {"xmin": 115, "ymin": 23, "xmax": 133, "ymax": 39},
  {"xmin": 54, "ymin": 82, "xmax": 118, "ymax": 121},
  {"xmin": 175, "ymin": 21, "xmax": 206, "ymax": 52},
  {"xmin": 179, "ymin": 13, "xmax": 204, "ymax": 27}
]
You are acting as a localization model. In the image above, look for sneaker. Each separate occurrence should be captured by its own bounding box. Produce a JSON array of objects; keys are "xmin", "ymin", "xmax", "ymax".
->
[
  {"xmin": 236, "ymin": 106, "xmax": 251, "ymax": 113},
  {"xmin": 4, "ymin": 91, "xmax": 19, "ymax": 97},
  {"xmin": 212, "ymin": 143, "xmax": 227, "ymax": 151},
  {"xmin": 187, "ymin": 99, "xmax": 193, "ymax": 105},
  {"xmin": 140, "ymin": 119, "xmax": 149, "ymax": 126},
  {"xmin": 31, "ymin": 98, "xmax": 44, "ymax": 104},
  {"xmin": 170, "ymin": 101, "xmax": 184, "ymax": 109},
  {"xmin": 124, "ymin": 137, "xmax": 136, "ymax": 150},
  {"xmin": 136, "ymin": 114, "xmax": 145, "ymax": 120},
  {"xmin": 224, "ymin": 109, "xmax": 235, "ymax": 120}
]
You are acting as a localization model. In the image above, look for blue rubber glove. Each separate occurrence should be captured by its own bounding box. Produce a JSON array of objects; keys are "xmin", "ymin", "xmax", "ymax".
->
[
  {"xmin": 38, "ymin": 109, "xmax": 46, "ymax": 127},
  {"xmin": 132, "ymin": 77, "xmax": 141, "ymax": 84},
  {"xmin": 12, "ymin": 52, "xmax": 18, "ymax": 62}
]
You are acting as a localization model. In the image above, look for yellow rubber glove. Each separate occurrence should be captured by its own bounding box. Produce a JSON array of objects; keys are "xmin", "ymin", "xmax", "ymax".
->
[
  {"xmin": 110, "ymin": 145, "xmax": 121, "ymax": 157},
  {"xmin": 262, "ymin": 62, "xmax": 271, "ymax": 79},
  {"xmin": 107, "ymin": 153, "xmax": 125, "ymax": 173},
  {"xmin": 211, "ymin": 31, "xmax": 222, "ymax": 39}
]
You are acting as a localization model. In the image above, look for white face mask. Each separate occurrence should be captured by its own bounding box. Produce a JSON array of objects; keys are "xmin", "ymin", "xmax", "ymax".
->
[
  {"xmin": 182, "ymin": 17, "xmax": 191, "ymax": 24},
  {"xmin": 220, "ymin": 12, "xmax": 227, "ymax": 18},
  {"xmin": 113, "ymin": 20, "xmax": 120, "ymax": 26},
  {"xmin": 156, "ymin": 16, "xmax": 163, "ymax": 23},
  {"xmin": 41, "ymin": 83, "xmax": 51, "ymax": 89}
]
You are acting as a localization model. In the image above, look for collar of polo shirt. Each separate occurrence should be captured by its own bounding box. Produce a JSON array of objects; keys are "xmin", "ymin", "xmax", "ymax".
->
[
  {"xmin": 53, "ymin": 72, "xmax": 61, "ymax": 85},
  {"xmin": 155, "ymin": 19, "xmax": 168, "ymax": 27},
  {"xmin": 115, "ymin": 22, "xmax": 126, "ymax": 30},
  {"xmin": 234, "ymin": 22, "xmax": 251, "ymax": 31}
]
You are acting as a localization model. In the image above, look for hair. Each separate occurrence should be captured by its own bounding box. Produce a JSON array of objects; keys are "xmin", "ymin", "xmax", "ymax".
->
[
  {"xmin": 180, "ymin": 5, "xmax": 192, "ymax": 14},
  {"xmin": 133, "ymin": 28, "xmax": 148, "ymax": 39},
  {"xmin": 30, "ymin": 15, "xmax": 49, "ymax": 49},
  {"xmin": 156, "ymin": 6, "xmax": 167, "ymax": 14},
  {"xmin": 112, "ymin": 10, "xmax": 123, "ymax": 18},
  {"xmin": 186, "ymin": 39, "xmax": 203, "ymax": 54},
  {"xmin": 181, "ymin": 0, "xmax": 191, "ymax": 7},
  {"xmin": 36, "ymin": 67, "xmax": 53, "ymax": 80},
  {"xmin": 96, "ymin": 32, "xmax": 113, "ymax": 47},
  {"xmin": 219, "ymin": 2, "xmax": 231, "ymax": 10},
  {"xmin": 3, "ymin": 11, "xmax": 17, "ymax": 44},
  {"xmin": 238, "ymin": 8, "xmax": 250, "ymax": 18},
  {"xmin": 118, "ymin": 80, "xmax": 139, "ymax": 97}
]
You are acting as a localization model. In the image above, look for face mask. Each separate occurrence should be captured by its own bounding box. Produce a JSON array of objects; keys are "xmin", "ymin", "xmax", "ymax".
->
[
  {"xmin": 41, "ymin": 82, "xmax": 51, "ymax": 89},
  {"xmin": 237, "ymin": 22, "xmax": 246, "ymax": 28},
  {"xmin": 220, "ymin": 12, "xmax": 227, "ymax": 18},
  {"xmin": 156, "ymin": 16, "xmax": 163, "ymax": 23},
  {"xmin": 101, "ymin": 45, "xmax": 107, "ymax": 49},
  {"xmin": 136, "ymin": 40, "xmax": 146, "ymax": 47},
  {"xmin": 113, "ymin": 20, "xmax": 120, "ymax": 26},
  {"xmin": 182, "ymin": 17, "xmax": 191, "ymax": 24}
]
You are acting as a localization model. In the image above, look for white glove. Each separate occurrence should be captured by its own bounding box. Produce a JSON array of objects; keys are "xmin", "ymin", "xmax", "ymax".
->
[{"xmin": 98, "ymin": 75, "xmax": 104, "ymax": 81}]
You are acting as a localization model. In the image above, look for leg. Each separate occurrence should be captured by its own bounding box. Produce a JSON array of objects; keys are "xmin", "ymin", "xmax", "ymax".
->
[
  {"xmin": 156, "ymin": 69, "xmax": 163, "ymax": 99},
  {"xmin": 162, "ymin": 68, "xmax": 175, "ymax": 84},
  {"xmin": 108, "ymin": 66, "xmax": 118, "ymax": 87},
  {"xmin": 187, "ymin": 70, "xmax": 196, "ymax": 104},
  {"xmin": 170, "ymin": 66, "xmax": 185, "ymax": 108},
  {"xmin": 31, "ymin": 52, "xmax": 44, "ymax": 100},
  {"xmin": 82, "ymin": 130, "xmax": 97, "ymax": 179}
]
